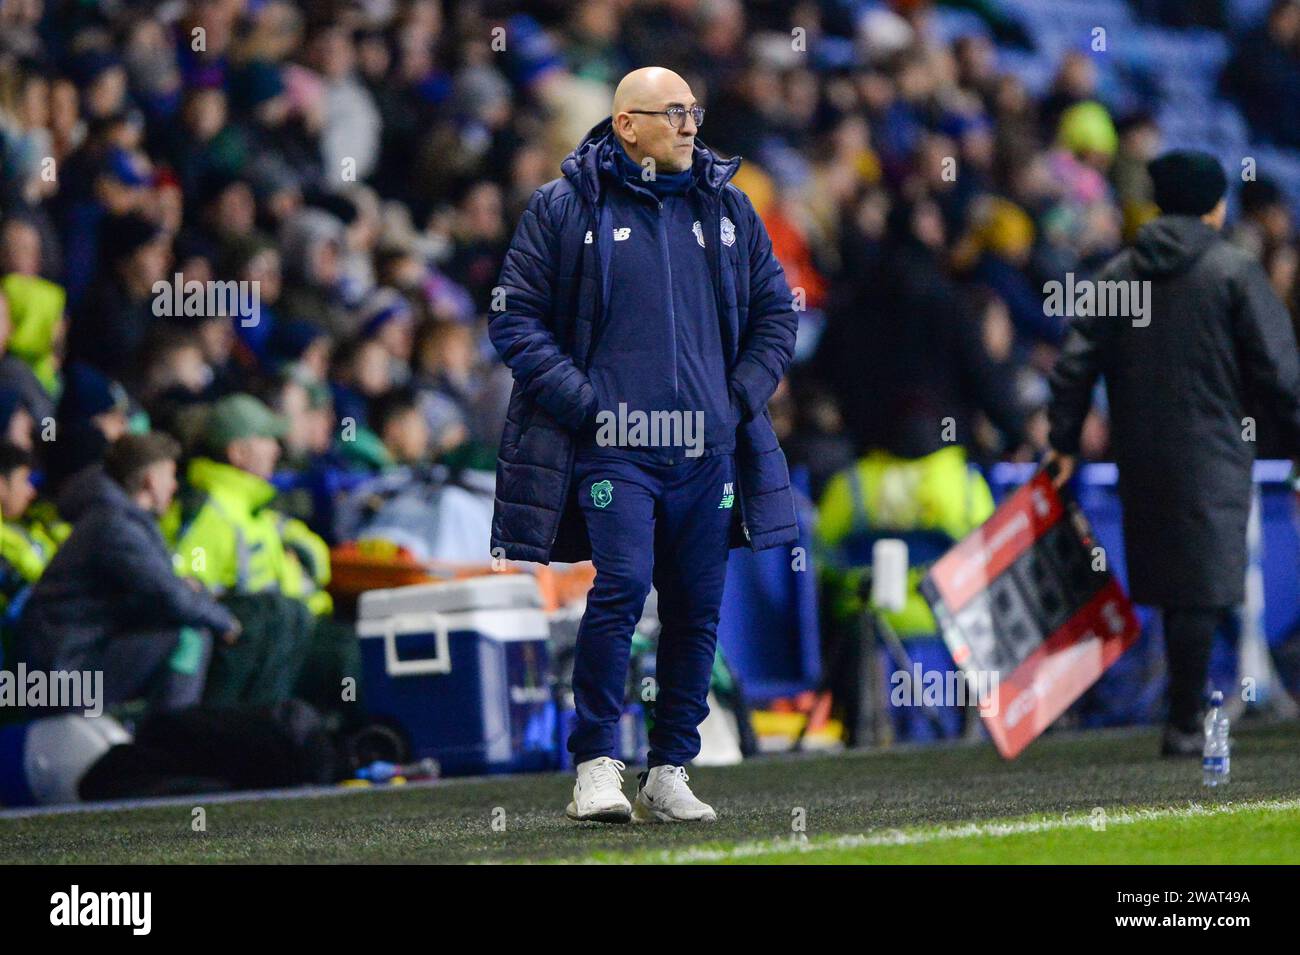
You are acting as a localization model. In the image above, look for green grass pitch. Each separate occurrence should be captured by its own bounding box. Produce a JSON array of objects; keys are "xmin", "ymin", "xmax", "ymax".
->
[{"xmin": 2, "ymin": 721, "xmax": 1298, "ymax": 864}]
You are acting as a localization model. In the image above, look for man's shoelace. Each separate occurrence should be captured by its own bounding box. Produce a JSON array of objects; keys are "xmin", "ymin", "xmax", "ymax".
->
[
  {"xmin": 659, "ymin": 766, "xmax": 691, "ymax": 795},
  {"xmin": 590, "ymin": 759, "xmax": 626, "ymax": 790}
]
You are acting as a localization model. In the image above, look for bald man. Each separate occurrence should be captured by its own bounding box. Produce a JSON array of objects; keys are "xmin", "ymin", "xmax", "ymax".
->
[{"xmin": 490, "ymin": 68, "xmax": 799, "ymax": 823}]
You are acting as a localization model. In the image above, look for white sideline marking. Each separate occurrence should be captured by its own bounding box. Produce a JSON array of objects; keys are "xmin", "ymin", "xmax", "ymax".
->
[{"xmin": 566, "ymin": 798, "xmax": 1300, "ymax": 865}]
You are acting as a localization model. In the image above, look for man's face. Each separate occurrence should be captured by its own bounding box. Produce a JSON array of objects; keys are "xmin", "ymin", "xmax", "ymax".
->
[
  {"xmin": 0, "ymin": 220, "xmax": 41, "ymax": 276},
  {"xmin": 169, "ymin": 344, "xmax": 211, "ymax": 393},
  {"xmin": 383, "ymin": 408, "xmax": 430, "ymax": 464},
  {"xmin": 227, "ymin": 435, "xmax": 281, "ymax": 480},
  {"xmin": 128, "ymin": 237, "xmax": 171, "ymax": 290},
  {"xmin": 378, "ymin": 317, "xmax": 413, "ymax": 362},
  {"xmin": 197, "ymin": 315, "xmax": 234, "ymax": 364},
  {"xmin": 7, "ymin": 408, "xmax": 34, "ymax": 451},
  {"xmin": 214, "ymin": 183, "xmax": 256, "ymax": 236},
  {"xmin": 244, "ymin": 248, "xmax": 281, "ymax": 302},
  {"xmin": 618, "ymin": 82, "xmax": 699, "ymax": 174},
  {"xmin": 356, "ymin": 340, "xmax": 392, "ymax": 395},
  {"xmin": 279, "ymin": 382, "xmax": 313, "ymax": 456},
  {"xmin": 460, "ymin": 183, "xmax": 503, "ymax": 239},
  {"xmin": 93, "ymin": 408, "xmax": 130, "ymax": 443},
  {"xmin": 141, "ymin": 459, "xmax": 178, "ymax": 514},
  {"xmin": 0, "ymin": 466, "xmax": 35, "ymax": 519}
]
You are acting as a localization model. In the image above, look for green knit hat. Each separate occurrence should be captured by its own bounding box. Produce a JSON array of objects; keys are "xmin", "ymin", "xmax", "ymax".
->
[{"xmin": 204, "ymin": 394, "xmax": 286, "ymax": 451}]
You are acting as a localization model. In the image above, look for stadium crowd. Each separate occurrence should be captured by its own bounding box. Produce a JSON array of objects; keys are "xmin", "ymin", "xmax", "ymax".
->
[{"xmin": 0, "ymin": 0, "xmax": 1296, "ymax": 737}]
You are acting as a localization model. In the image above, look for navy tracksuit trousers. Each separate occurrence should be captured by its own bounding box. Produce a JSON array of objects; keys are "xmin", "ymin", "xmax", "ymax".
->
[
  {"xmin": 565, "ymin": 143, "xmax": 739, "ymax": 768},
  {"xmin": 568, "ymin": 443, "xmax": 735, "ymax": 768}
]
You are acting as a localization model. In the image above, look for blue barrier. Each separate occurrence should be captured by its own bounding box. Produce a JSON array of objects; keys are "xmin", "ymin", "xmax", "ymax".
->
[{"xmin": 715, "ymin": 476, "xmax": 822, "ymax": 702}]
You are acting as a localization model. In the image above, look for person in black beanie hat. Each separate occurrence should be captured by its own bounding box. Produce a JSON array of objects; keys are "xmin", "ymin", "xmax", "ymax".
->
[
  {"xmin": 44, "ymin": 362, "xmax": 133, "ymax": 502},
  {"xmin": 1147, "ymin": 149, "xmax": 1229, "ymax": 216},
  {"xmin": 1047, "ymin": 148, "xmax": 1300, "ymax": 755}
]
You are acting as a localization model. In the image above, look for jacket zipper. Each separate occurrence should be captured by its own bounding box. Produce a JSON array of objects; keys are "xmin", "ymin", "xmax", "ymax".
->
[{"xmin": 657, "ymin": 200, "xmax": 680, "ymax": 442}]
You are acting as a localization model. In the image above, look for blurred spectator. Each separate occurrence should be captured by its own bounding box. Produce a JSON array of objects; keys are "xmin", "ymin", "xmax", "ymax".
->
[
  {"xmin": 412, "ymin": 318, "xmax": 478, "ymax": 455},
  {"xmin": 329, "ymin": 334, "xmax": 391, "ymax": 434},
  {"xmin": 280, "ymin": 206, "xmax": 349, "ymax": 335},
  {"xmin": 17, "ymin": 432, "xmax": 236, "ymax": 714},
  {"xmin": 815, "ymin": 197, "xmax": 1027, "ymax": 459},
  {"xmin": 0, "ymin": 443, "xmax": 55, "ymax": 617},
  {"xmin": 135, "ymin": 327, "xmax": 213, "ymax": 450},
  {"xmin": 172, "ymin": 393, "xmax": 330, "ymax": 616},
  {"xmin": 445, "ymin": 181, "xmax": 509, "ymax": 313},
  {"xmin": 0, "ymin": 215, "xmax": 46, "ymax": 277},
  {"xmin": 0, "ymin": 387, "xmax": 35, "ymax": 453},
  {"xmin": 371, "ymin": 387, "xmax": 432, "ymax": 467},
  {"xmin": 1221, "ymin": 0, "xmax": 1300, "ymax": 147},
  {"xmin": 1111, "ymin": 112, "xmax": 1162, "ymax": 240},
  {"xmin": 271, "ymin": 371, "xmax": 334, "ymax": 469},
  {"xmin": 45, "ymin": 362, "xmax": 132, "ymax": 501},
  {"xmin": 0, "ymin": 281, "xmax": 58, "ymax": 426},
  {"xmin": 69, "ymin": 212, "xmax": 170, "ymax": 381},
  {"xmin": 356, "ymin": 287, "xmax": 415, "ymax": 386},
  {"xmin": 60, "ymin": 145, "xmax": 153, "ymax": 307}
]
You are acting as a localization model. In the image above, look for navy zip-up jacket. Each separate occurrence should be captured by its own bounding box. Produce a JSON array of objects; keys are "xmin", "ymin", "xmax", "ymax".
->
[
  {"xmin": 488, "ymin": 118, "xmax": 799, "ymax": 563},
  {"xmin": 585, "ymin": 142, "xmax": 734, "ymax": 462}
]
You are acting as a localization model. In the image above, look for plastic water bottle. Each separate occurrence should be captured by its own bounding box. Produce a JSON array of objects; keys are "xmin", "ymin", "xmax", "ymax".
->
[{"xmin": 1202, "ymin": 691, "xmax": 1230, "ymax": 787}]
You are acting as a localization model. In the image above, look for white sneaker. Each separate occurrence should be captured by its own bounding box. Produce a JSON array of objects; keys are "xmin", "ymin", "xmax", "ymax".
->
[
  {"xmin": 566, "ymin": 757, "xmax": 632, "ymax": 823},
  {"xmin": 633, "ymin": 765, "xmax": 717, "ymax": 823}
]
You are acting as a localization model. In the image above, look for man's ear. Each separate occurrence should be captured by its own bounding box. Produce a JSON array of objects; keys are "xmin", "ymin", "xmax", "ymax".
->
[{"xmin": 614, "ymin": 113, "xmax": 636, "ymax": 146}]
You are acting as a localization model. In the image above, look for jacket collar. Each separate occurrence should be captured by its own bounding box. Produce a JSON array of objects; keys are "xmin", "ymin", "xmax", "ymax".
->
[
  {"xmin": 561, "ymin": 117, "xmax": 741, "ymax": 207},
  {"xmin": 188, "ymin": 457, "xmax": 277, "ymax": 512}
]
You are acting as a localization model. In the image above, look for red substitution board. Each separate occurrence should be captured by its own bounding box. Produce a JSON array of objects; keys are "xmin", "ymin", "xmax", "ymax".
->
[{"xmin": 919, "ymin": 470, "xmax": 1141, "ymax": 759}]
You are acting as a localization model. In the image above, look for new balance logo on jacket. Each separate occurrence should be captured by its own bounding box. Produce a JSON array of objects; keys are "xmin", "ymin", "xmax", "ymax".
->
[{"xmin": 590, "ymin": 219, "xmax": 735, "ymax": 249}]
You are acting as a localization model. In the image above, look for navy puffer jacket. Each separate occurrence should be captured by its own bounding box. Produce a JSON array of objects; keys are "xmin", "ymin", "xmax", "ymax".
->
[{"xmin": 489, "ymin": 119, "xmax": 799, "ymax": 563}]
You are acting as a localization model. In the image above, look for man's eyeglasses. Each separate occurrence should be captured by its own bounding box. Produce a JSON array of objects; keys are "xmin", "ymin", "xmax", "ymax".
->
[{"xmin": 627, "ymin": 106, "xmax": 706, "ymax": 130}]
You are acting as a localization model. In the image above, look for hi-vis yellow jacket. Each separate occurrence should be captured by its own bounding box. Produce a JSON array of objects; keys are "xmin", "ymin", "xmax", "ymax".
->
[
  {"xmin": 816, "ymin": 445, "xmax": 994, "ymax": 637},
  {"xmin": 166, "ymin": 457, "xmax": 333, "ymax": 616},
  {"xmin": 0, "ymin": 514, "xmax": 68, "ymax": 613}
]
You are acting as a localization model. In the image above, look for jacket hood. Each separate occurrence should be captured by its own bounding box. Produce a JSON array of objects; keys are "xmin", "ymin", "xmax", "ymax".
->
[
  {"xmin": 1131, "ymin": 215, "xmax": 1219, "ymax": 278},
  {"xmin": 188, "ymin": 456, "xmax": 277, "ymax": 511},
  {"xmin": 280, "ymin": 208, "xmax": 345, "ymax": 285},
  {"xmin": 560, "ymin": 117, "xmax": 740, "ymax": 207}
]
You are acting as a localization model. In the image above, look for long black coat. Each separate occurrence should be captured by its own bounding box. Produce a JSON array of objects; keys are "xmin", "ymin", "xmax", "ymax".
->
[{"xmin": 1049, "ymin": 215, "xmax": 1300, "ymax": 607}]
